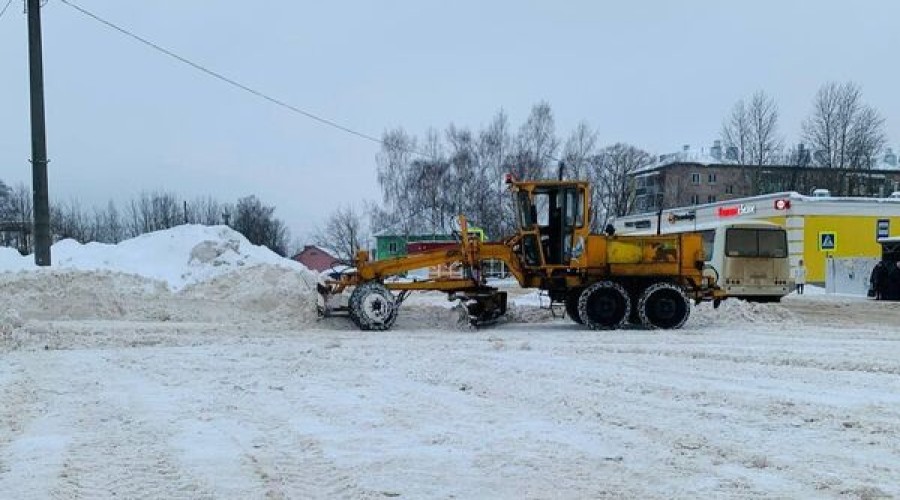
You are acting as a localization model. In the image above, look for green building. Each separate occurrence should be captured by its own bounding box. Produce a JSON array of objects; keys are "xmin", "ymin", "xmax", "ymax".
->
[{"xmin": 373, "ymin": 227, "xmax": 485, "ymax": 261}]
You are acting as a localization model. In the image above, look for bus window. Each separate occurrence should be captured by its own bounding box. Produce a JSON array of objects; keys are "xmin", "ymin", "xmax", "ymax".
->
[
  {"xmin": 758, "ymin": 229, "xmax": 788, "ymax": 258},
  {"xmin": 725, "ymin": 229, "xmax": 757, "ymax": 257},
  {"xmin": 725, "ymin": 228, "xmax": 787, "ymax": 258}
]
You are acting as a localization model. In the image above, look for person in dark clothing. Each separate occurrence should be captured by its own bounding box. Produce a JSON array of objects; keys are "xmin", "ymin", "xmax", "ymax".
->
[
  {"xmin": 882, "ymin": 261, "xmax": 900, "ymax": 301},
  {"xmin": 870, "ymin": 261, "xmax": 887, "ymax": 299}
]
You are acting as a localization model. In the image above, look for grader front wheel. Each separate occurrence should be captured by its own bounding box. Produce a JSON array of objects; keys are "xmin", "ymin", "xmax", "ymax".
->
[{"xmin": 348, "ymin": 281, "xmax": 398, "ymax": 331}]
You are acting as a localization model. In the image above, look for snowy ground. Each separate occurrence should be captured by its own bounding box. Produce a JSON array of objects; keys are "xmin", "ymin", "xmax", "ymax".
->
[{"xmin": 1, "ymin": 227, "xmax": 899, "ymax": 499}]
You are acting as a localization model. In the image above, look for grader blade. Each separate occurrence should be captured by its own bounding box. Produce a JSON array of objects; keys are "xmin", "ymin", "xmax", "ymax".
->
[{"xmin": 460, "ymin": 290, "xmax": 508, "ymax": 327}]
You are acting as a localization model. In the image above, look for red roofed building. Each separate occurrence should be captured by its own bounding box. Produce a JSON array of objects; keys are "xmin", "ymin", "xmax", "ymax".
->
[{"xmin": 292, "ymin": 245, "xmax": 339, "ymax": 272}]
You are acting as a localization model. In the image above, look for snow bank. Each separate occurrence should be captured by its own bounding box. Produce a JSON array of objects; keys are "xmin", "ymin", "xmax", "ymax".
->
[
  {"xmin": 2, "ymin": 225, "xmax": 315, "ymax": 291},
  {"xmin": 688, "ymin": 298, "xmax": 801, "ymax": 329},
  {"xmin": 0, "ymin": 225, "xmax": 321, "ymax": 327}
]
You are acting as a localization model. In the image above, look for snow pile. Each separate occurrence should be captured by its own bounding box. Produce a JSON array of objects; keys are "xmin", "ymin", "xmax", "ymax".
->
[
  {"xmin": 0, "ymin": 225, "xmax": 321, "ymax": 326},
  {"xmin": 180, "ymin": 264, "xmax": 319, "ymax": 328},
  {"xmin": 0, "ymin": 270, "xmax": 170, "ymax": 321},
  {"xmin": 505, "ymin": 302, "xmax": 557, "ymax": 323},
  {"xmin": 688, "ymin": 298, "xmax": 801, "ymax": 329},
  {"xmin": 17, "ymin": 225, "xmax": 315, "ymax": 291}
]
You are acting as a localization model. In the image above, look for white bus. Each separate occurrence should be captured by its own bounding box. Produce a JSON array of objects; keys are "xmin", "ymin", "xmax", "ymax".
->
[
  {"xmin": 697, "ymin": 221, "xmax": 792, "ymax": 302},
  {"xmin": 615, "ymin": 218, "xmax": 793, "ymax": 302}
]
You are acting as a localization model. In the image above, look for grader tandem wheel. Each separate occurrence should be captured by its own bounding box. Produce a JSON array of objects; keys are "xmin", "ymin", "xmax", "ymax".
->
[{"xmin": 569, "ymin": 280, "xmax": 692, "ymax": 330}]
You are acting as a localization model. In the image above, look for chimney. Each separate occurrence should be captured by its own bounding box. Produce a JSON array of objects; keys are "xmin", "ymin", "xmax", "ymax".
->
[
  {"xmin": 885, "ymin": 147, "xmax": 897, "ymax": 167},
  {"xmin": 710, "ymin": 140, "xmax": 722, "ymax": 161}
]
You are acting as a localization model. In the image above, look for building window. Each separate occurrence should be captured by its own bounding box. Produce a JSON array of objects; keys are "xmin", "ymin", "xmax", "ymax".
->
[
  {"xmin": 691, "ymin": 173, "xmax": 700, "ymax": 184},
  {"xmin": 690, "ymin": 194, "xmax": 700, "ymax": 205},
  {"xmin": 707, "ymin": 195, "xmax": 717, "ymax": 203},
  {"xmin": 708, "ymin": 173, "xmax": 717, "ymax": 184},
  {"xmin": 725, "ymin": 185, "xmax": 734, "ymax": 194},
  {"xmin": 388, "ymin": 242, "xmax": 398, "ymax": 253}
]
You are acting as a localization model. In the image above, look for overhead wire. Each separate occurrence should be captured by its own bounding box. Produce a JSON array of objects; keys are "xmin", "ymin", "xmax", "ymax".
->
[
  {"xmin": 57, "ymin": 0, "xmax": 433, "ymax": 159},
  {"xmin": 0, "ymin": 0, "xmax": 15, "ymax": 22}
]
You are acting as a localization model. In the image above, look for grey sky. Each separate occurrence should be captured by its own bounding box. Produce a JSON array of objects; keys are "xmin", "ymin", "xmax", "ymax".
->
[{"xmin": 2, "ymin": 0, "xmax": 899, "ymax": 241}]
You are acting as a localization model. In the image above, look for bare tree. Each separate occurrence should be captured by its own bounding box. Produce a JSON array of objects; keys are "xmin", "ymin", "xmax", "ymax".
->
[
  {"xmin": 313, "ymin": 205, "xmax": 368, "ymax": 261},
  {"xmin": 2, "ymin": 183, "xmax": 32, "ymax": 252},
  {"xmin": 746, "ymin": 91, "xmax": 783, "ymax": 194},
  {"xmin": 722, "ymin": 91, "xmax": 783, "ymax": 195},
  {"xmin": 803, "ymin": 82, "xmax": 886, "ymax": 194},
  {"xmin": 512, "ymin": 101, "xmax": 559, "ymax": 180},
  {"xmin": 478, "ymin": 108, "xmax": 514, "ymax": 237},
  {"xmin": 0, "ymin": 181, "xmax": 11, "ymax": 219},
  {"xmin": 125, "ymin": 191, "xmax": 182, "ymax": 237},
  {"xmin": 847, "ymin": 106, "xmax": 887, "ymax": 195},
  {"xmin": 90, "ymin": 200, "xmax": 123, "ymax": 243},
  {"xmin": 721, "ymin": 99, "xmax": 751, "ymax": 165},
  {"xmin": 186, "ymin": 196, "xmax": 227, "ymax": 226},
  {"xmin": 562, "ymin": 121, "xmax": 598, "ymax": 180},
  {"xmin": 376, "ymin": 127, "xmax": 418, "ymax": 235},
  {"xmin": 590, "ymin": 143, "xmax": 652, "ymax": 229},
  {"xmin": 231, "ymin": 195, "xmax": 289, "ymax": 256},
  {"xmin": 6, "ymin": 183, "xmax": 32, "ymax": 226},
  {"xmin": 747, "ymin": 91, "xmax": 783, "ymax": 167},
  {"xmin": 447, "ymin": 124, "xmax": 492, "ymax": 233},
  {"xmin": 52, "ymin": 199, "xmax": 92, "ymax": 242}
]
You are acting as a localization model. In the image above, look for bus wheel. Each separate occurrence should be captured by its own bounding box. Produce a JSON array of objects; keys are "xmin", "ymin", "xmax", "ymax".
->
[
  {"xmin": 349, "ymin": 281, "xmax": 398, "ymax": 331},
  {"xmin": 565, "ymin": 290, "xmax": 584, "ymax": 324},
  {"xmin": 638, "ymin": 282, "xmax": 691, "ymax": 329},
  {"xmin": 578, "ymin": 281, "xmax": 630, "ymax": 330}
]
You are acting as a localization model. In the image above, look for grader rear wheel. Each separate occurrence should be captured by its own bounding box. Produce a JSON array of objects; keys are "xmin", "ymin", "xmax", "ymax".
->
[
  {"xmin": 637, "ymin": 282, "xmax": 691, "ymax": 329},
  {"xmin": 348, "ymin": 281, "xmax": 398, "ymax": 331},
  {"xmin": 577, "ymin": 281, "xmax": 630, "ymax": 330}
]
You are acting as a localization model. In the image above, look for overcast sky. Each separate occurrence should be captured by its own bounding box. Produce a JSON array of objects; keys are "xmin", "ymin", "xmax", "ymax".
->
[{"xmin": 2, "ymin": 0, "xmax": 899, "ymax": 241}]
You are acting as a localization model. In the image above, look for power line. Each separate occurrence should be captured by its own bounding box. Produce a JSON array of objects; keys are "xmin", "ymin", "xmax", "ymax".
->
[
  {"xmin": 0, "ymin": 0, "xmax": 15, "ymax": 22},
  {"xmin": 57, "ymin": 0, "xmax": 432, "ymax": 158}
]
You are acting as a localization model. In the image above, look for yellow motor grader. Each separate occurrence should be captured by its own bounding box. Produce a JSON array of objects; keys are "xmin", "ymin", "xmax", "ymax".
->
[{"xmin": 318, "ymin": 177, "xmax": 722, "ymax": 331}]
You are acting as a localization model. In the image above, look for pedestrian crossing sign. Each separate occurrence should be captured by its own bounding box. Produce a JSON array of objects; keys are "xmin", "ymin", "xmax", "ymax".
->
[{"xmin": 818, "ymin": 232, "xmax": 837, "ymax": 251}]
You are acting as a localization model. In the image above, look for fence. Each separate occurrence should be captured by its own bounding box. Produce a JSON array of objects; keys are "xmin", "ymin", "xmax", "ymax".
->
[{"xmin": 825, "ymin": 257, "xmax": 878, "ymax": 296}]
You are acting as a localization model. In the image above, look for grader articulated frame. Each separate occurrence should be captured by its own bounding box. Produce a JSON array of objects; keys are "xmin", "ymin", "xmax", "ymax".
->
[{"xmin": 318, "ymin": 178, "xmax": 723, "ymax": 331}]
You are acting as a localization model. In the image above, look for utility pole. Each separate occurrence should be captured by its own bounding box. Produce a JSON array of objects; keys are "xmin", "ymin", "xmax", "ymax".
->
[{"xmin": 27, "ymin": 0, "xmax": 51, "ymax": 266}]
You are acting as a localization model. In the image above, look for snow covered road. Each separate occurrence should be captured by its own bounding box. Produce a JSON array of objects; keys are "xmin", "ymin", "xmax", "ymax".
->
[
  {"xmin": 2, "ymin": 295, "xmax": 899, "ymax": 499},
  {"xmin": 1, "ymin": 227, "xmax": 898, "ymax": 498}
]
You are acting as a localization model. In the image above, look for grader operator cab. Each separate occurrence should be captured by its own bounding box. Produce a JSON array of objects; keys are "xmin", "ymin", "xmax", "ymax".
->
[{"xmin": 318, "ymin": 177, "xmax": 722, "ymax": 331}]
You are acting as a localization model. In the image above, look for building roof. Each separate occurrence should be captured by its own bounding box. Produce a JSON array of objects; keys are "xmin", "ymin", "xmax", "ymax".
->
[
  {"xmin": 615, "ymin": 190, "xmax": 900, "ymax": 236},
  {"xmin": 292, "ymin": 245, "xmax": 340, "ymax": 272},
  {"xmin": 635, "ymin": 144, "xmax": 900, "ymax": 175}
]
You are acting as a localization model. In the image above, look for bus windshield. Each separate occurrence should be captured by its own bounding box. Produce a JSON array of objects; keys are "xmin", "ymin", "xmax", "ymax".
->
[{"xmin": 725, "ymin": 228, "xmax": 788, "ymax": 258}]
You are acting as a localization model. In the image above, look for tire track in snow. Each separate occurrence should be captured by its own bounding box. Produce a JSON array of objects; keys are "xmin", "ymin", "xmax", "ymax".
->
[
  {"xmin": 31, "ymin": 352, "xmax": 215, "ymax": 500},
  {"xmin": 115, "ymin": 344, "xmax": 375, "ymax": 500},
  {"xmin": 0, "ymin": 358, "xmax": 43, "ymax": 483},
  {"xmin": 375, "ymin": 331, "xmax": 898, "ymax": 497}
]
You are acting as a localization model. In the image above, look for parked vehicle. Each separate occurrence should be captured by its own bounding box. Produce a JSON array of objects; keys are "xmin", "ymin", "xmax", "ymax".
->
[{"xmin": 697, "ymin": 221, "xmax": 792, "ymax": 302}]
